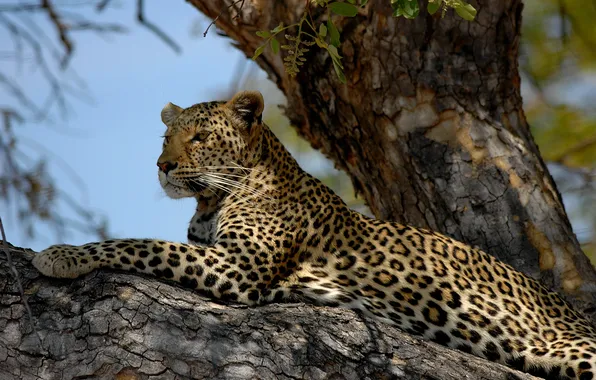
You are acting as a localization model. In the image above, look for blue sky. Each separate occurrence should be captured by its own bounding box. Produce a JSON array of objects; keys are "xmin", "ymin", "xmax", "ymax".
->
[{"xmin": 1, "ymin": 2, "xmax": 262, "ymax": 250}]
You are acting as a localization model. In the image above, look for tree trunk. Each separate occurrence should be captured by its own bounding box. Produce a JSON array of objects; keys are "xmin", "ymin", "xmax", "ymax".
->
[
  {"xmin": 0, "ymin": 247, "xmax": 540, "ymax": 380},
  {"xmin": 187, "ymin": 0, "xmax": 596, "ymax": 310}
]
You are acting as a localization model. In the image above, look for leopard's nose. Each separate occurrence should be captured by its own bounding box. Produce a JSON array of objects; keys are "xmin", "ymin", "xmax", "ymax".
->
[{"xmin": 157, "ymin": 161, "xmax": 178, "ymax": 174}]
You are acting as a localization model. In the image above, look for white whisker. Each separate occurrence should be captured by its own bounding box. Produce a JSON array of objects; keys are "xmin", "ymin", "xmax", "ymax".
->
[
  {"xmin": 201, "ymin": 174, "xmax": 270, "ymax": 201},
  {"xmin": 204, "ymin": 172, "xmax": 268, "ymax": 187},
  {"xmin": 204, "ymin": 178, "xmax": 265, "ymax": 198}
]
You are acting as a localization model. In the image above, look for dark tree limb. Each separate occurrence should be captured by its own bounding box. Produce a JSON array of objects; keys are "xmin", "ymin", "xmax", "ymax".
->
[{"xmin": 0, "ymin": 246, "xmax": 539, "ymax": 380}]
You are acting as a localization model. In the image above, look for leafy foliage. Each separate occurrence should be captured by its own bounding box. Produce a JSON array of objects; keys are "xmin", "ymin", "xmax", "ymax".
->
[{"xmin": 253, "ymin": 0, "xmax": 477, "ymax": 83}]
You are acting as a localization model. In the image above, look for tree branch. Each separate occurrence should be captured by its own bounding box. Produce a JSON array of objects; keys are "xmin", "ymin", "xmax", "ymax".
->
[
  {"xmin": 41, "ymin": 0, "xmax": 73, "ymax": 68},
  {"xmin": 0, "ymin": 247, "xmax": 539, "ymax": 380},
  {"xmin": 203, "ymin": 0, "xmax": 246, "ymax": 37},
  {"xmin": 136, "ymin": 0, "xmax": 181, "ymax": 54}
]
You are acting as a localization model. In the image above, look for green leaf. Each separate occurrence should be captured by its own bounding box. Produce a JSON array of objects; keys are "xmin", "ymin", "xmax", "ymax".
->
[
  {"xmin": 403, "ymin": 0, "xmax": 419, "ymax": 18},
  {"xmin": 391, "ymin": 0, "xmax": 419, "ymax": 19},
  {"xmin": 271, "ymin": 22, "xmax": 284, "ymax": 34},
  {"xmin": 319, "ymin": 23, "xmax": 328, "ymax": 37},
  {"xmin": 347, "ymin": 0, "xmax": 356, "ymax": 3},
  {"xmin": 329, "ymin": 2, "xmax": 359, "ymax": 17},
  {"xmin": 327, "ymin": 19, "xmax": 340, "ymax": 47},
  {"xmin": 327, "ymin": 45, "xmax": 345, "ymax": 84},
  {"xmin": 256, "ymin": 30, "xmax": 271, "ymax": 38},
  {"xmin": 332, "ymin": 59, "xmax": 347, "ymax": 83},
  {"xmin": 327, "ymin": 45, "xmax": 343, "ymax": 66},
  {"xmin": 427, "ymin": 0, "xmax": 442, "ymax": 15},
  {"xmin": 360, "ymin": 0, "xmax": 369, "ymax": 6},
  {"xmin": 252, "ymin": 44, "xmax": 265, "ymax": 60},
  {"xmin": 270, "ymin": 38, "xmax": 280, "ymax": 54},
  {"xmin": 455, "ymin": 3, "xmax": 477, "ymax": 21}
]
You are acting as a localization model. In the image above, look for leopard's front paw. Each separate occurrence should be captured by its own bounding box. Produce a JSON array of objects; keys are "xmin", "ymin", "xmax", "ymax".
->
[{"xmin": 32, "ymin": 244, "xmax": 97, "ymax": 279}]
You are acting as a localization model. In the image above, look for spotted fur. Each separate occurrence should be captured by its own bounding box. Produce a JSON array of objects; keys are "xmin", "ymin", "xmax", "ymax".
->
[{"xmin": 33, "ymin": 91, "xmax": 596, "ymax": 379}]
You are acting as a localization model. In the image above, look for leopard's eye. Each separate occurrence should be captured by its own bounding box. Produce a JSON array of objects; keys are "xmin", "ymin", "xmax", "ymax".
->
[{"xmin": 191, "ymin": 131, "xmax": 210, "ymax": 143}]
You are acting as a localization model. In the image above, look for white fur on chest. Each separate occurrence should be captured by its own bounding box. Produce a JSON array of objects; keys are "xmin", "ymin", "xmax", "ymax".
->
[{"xmin": 187, "ymin": 211, "xmax": 218, "ymax": 246}]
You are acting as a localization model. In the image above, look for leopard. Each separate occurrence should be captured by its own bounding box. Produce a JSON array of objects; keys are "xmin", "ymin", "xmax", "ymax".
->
[{"xmin": 33, "ymin": 91, "xmax": 596, "ymax": 379}]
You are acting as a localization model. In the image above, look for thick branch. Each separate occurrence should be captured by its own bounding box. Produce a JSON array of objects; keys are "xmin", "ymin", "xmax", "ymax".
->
[{"xmin": 0, "ymin": 247, "xmax": 538, "ymax": 380}]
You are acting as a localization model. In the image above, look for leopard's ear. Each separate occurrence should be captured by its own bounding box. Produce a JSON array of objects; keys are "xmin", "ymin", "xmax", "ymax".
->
[
  {"xmin": 161, "ymin": 102, "xmax": 183, "ymax": 127},
  {"xmin": 226, "ymin": 91, "xmax": 264, "ymax": 131}
]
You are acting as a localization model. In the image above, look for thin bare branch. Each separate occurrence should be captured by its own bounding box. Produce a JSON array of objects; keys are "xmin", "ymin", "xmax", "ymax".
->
[
  {"xmin": 203, "ymin": 0, "xmax": 246, "ymax": 37},
  {"xmin": 96, "ymin": 0, "xmax": 113, "ymax": 12},
  {"xmin": 1, "ymin": 107, "xmax": 24, "ymax": 127},
  {"xmin": 41, "ymin": 0, "xmax": 74, "ymax": 69},
  {"xmin": 67, "ymin": 22, "xmax": 127, "ymax": 33},
  {"xmin": 0, "ymin": 4, "xmax": 44, "ymax": 12},
  {"xmin": 1, "ymin": 108, "xmax": 107, "ymax": 242},
  {"xmin": 0, "ymin": 12, "xmax": 68, "ymax": 119},
  {"xmin": 136, "ymin": 0, "xmax": 181, "ymax": 54},
  {"xmin": 13, "ymin": 10, "xmax": 63, "ymax": 64},
  {"xmin": 0, "ymin": 73, "xmax": 43, "ymax": 118}
]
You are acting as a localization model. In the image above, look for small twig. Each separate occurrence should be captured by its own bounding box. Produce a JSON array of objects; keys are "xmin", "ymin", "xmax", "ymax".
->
[
  {"xmin": 67, "ymin": 22, "xmax": 127, "ymax": 33},
  {"xmin": 0, "ymin": 72, "xmax": 44, "ymax": 117},
  {"xmin": 136, "ymin": 0, "xmax": 181, "ymax": 54},
  {"xmin": 12, "ymin": 10, "xmax": 63, "ymax": 66},
  {"xmin": 96, "ymin": 0, "xmax": 113, "ymax": 12},
  {"xmin": 0, "ymin": 217, "xmax": 44, "ymax": 350},
  {"xmin": 0, "ymin": 13, "xmax": 68, "ymax": 120},
  {"xmin": 41, "ymin": 0, "xmax": 73, "ymax": 69},
  {"xmin": 203, "ymin": 0, "xmax": 246, "ymax": 38},
  {"xmin": 1, "ymin": 108, "xmax": 24, "ymax": 134},
  {"xmin": 0, "ymin": 1, "xmax": 115, "ymax": 245},
  {"xmin": 0, "ymin": 4, "xmax": 44, "ymax": 12}
]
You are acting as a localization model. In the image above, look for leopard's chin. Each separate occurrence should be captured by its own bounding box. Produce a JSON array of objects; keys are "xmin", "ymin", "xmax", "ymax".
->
[
  {"xmin": 186, "ymin": 180, "xmax": 206, "ymax": 193},
  {"xmin": 158, "ymin": 171, "xmax": 196, "ymax": 199},
  {"xmin": 162, "ymin": 182, "xmax": 195, "ymax": 199}
]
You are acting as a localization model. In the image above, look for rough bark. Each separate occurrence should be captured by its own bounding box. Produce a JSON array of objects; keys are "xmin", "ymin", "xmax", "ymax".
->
[
  {"xmin": 186, "ymin": 0, "xmax": 596, "ymax": 310},
  {"xmin": 0, "ymin": 246, "xmax": 540, "ymax": 380}
]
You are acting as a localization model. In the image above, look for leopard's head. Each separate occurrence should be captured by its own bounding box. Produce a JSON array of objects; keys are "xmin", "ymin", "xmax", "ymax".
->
[{"xmin": 157, "ymin": 91, "xmax": 264, "ymax": 199}]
